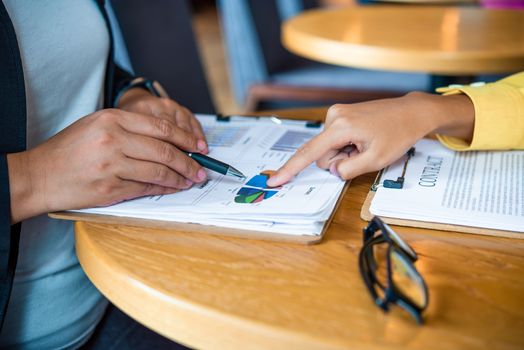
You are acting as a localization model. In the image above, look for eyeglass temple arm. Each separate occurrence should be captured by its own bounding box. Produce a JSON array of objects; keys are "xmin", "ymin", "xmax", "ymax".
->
[{"xmin": 363, "ymin": 219, "xmax": 381, "ymax": 243}]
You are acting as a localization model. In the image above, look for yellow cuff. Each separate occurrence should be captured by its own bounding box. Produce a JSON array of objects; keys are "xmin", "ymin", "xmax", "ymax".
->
[{"xmin": 436, "ymin": 82, "xmax": 524, "ymax": 151}]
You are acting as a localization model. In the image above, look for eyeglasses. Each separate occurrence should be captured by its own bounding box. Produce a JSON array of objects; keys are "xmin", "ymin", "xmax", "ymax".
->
[{"xmin": 359, "ymin": 217, "xmax": 429, "ymax": 324}]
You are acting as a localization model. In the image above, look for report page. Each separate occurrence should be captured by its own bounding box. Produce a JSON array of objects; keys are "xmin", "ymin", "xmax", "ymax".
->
[
  {"xmin": 371, "ymin": 139, "xmax": 524, "ymax": 232},
  {"xmin": 76, "ymin": 115, "xmax": 346, "ymax": 236}
]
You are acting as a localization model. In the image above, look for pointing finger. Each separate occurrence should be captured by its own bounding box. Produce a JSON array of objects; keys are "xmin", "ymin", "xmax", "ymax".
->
[{"xmin": 267, "ymin": 129, "xmax": 342, "ymax": 187}]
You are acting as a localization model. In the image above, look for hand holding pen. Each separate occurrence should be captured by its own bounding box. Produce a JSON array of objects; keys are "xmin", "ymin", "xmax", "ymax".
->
[{"xmin": 121, "ymin": 80, "xmax": 246, "ymax": 180}]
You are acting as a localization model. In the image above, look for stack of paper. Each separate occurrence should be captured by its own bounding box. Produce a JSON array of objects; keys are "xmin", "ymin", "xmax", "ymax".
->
[
  {"xmin": 75, "ymin": 115, "xmax": 346, "ymax": 237},
  {"xmin": 371, "ymin": 139, "xmax": 524, "ymax": 233}
]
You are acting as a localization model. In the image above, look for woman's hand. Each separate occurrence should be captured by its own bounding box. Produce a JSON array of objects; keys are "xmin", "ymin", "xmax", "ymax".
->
[
  {"xmin": 117, "ymin": 88, "xmax": 208, "ymax": 153},
  {"xmin": 8, "ymin": 108, "xmax": 208, "ymax": 223},
  {"xmin": 267, "ymin": 92, "xmax": 474, "ymax": 187}
]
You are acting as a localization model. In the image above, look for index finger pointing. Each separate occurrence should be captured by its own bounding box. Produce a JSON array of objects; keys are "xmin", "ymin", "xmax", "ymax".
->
[{"xmin": 267, "ymin": 129, "xmax": 338, "ymax": 187}]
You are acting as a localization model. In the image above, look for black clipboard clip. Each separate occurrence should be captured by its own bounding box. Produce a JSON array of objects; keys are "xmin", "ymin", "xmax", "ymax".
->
[
  {"xmin": 215, "ymin": 113, "xmax": 231, "ymax": 122},
  {"xmin": 215, "ymin": 114, "xmax": 323, "ymax": 129},
  {"xmin": 215, "ymin": 113, "xmax": 280, "ymax": 123},
  {"xmin": 371, "ymin": 147, "xmax": 416, "ymax": 191}
]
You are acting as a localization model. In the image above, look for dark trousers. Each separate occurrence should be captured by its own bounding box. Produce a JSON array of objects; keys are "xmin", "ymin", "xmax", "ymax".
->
[{"xmin": 80, "ymin": 304, "xmax": 191, "ymax": 350}]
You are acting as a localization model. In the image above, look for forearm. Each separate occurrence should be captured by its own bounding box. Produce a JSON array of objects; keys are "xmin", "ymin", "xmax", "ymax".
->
[
  {"xmin": 6, "ymin": 151, "xmax": 46, "ymax": 223},
  {"xmin": 431, "ymin": 94, "xmax": 475, "ymax": 140},
  {"xmin": 403, "ymin": 91, "xmax": 475, "ymax": 141},
  {"xmin": 268, "ymin": 91, "xmax": 477, "ymax": 185}
]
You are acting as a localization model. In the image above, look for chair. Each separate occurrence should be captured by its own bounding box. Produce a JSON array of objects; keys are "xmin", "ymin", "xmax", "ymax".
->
[
  {"xmin": 218, "ymin": 0, "xmax": 432, "ymax": 111},
  {"xmin": 110, "ymin": 0, "xmax": 216, "ymax": 114}
]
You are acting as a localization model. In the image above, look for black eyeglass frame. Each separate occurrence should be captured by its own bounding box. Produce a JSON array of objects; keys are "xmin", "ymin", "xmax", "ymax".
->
[{"xmin": 359, "ymin": 217, "xmax": 429, "ymax": 324}]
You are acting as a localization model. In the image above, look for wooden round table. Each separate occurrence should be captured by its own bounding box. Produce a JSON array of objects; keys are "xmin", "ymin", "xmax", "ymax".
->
[
  {"xmin": 282, "ymin": 6, "xmax": 524, "ymax": 75},
  {"xmin": 74, "ymin": 108, "xmax": 524, "ymax": 350}
]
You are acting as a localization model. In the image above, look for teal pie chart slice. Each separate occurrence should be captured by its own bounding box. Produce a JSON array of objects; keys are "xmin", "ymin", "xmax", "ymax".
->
[
  {"xmin": 246, "ymin": 174, "xmax": 270, "ymax": 188},
  {"xmin": 234, "ymin": 173, "xmax": 281, "ymax": 204}
]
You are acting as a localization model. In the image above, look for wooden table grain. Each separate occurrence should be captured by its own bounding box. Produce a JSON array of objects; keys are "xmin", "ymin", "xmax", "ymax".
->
[
  {"xmin": 75, "ymin": 108, "xmax": 524, "ymax": 350},
  {"xmin": 282, "ymin": 5, "xmax": 524, "ymax": 75}
]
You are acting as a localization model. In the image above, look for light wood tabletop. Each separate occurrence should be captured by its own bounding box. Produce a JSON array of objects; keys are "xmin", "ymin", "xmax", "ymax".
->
[
  {"xmin": 282, "ymin": 5, "xmax": 524, "ymax": 75},
  {"xmin": 74, "ymin": 108, "xmax": 524, "ymax": 350}
]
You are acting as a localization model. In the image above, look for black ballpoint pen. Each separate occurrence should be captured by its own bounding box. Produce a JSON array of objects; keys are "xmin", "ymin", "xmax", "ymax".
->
[{"xmin": 185, "ymin": 152, "xmax": 246, "ymax": 180}]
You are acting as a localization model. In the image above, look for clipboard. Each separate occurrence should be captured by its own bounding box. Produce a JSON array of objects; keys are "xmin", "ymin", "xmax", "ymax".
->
[
  {"xmin": 360, "ymin": 156, "xmax": 523, "ymax": 240},
  {"xmin": 360, "ymin": 191, "xmax": 522, "ymax": 240},
  {"xmin": 50, "ymin": 183, "xmax": 348, "ymax": 245},
  {"xmin": 49, "ymin": 114, "xmax": 347, "ymax": 245}
]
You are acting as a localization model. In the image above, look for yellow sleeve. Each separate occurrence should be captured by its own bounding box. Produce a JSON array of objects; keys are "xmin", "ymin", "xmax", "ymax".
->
[{"xmin": 435, "ymin": 72, "xmax": 524, "ymax": 151}]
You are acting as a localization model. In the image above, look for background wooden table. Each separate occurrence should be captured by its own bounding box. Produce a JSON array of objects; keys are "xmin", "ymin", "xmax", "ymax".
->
[
  {"xmin": 75, "ymin": 108, "xmax": 524, "ymax": 350},
  {"xmin": 282, "ymin": 6, "xmax": 524, "ymax": 75}
]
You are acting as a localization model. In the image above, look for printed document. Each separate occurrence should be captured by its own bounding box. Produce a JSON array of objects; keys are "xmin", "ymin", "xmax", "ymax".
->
[
  {"xmin": 75, "ymin": 115, "xmax": 346, "ymax": 236},
  {"xmin": 371, "ymin": 139, "xmax": 524, "ymax": 232}
]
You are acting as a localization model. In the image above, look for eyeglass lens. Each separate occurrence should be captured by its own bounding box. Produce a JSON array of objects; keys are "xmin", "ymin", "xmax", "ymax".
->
[
  {"xmin": 370, "ymin": 234, "xmax": 389, "ymax": 299},
  {"xmin": 389, "ymin": 249, "xmax": 427, "ymax": 309},
  {"xmin": 365, "ymin": 221, "xmax": 429, "ymax": 319}
]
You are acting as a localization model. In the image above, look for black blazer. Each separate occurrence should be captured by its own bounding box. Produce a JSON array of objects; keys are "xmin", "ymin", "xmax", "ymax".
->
[{"xmin": 0, "ymin": 0, "xmax": 134, "ymax": 328}]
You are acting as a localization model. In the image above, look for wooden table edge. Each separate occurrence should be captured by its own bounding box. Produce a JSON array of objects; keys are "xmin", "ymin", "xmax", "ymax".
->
[
  {"xmin": 281, "ymin": 7, "xmax": 524, "ymax": 75},
  {"xmin": 75, "ymin": 220, "xmax": 375, "ymax": 350}
]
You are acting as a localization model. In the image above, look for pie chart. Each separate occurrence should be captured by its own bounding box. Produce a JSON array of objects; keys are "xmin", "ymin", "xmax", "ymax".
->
[{"xmin": 234, "ymin": 171, "xmax": 281, "ymax": 204}]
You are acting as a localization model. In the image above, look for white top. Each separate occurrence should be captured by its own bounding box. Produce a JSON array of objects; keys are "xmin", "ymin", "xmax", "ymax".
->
[{"xmin": 0, "ymin": 0, "xmax": 110, "ymax": 348}]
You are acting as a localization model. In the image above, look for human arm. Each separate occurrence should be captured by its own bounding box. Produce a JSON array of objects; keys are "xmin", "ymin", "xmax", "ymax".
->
[
  {"xmin": 267, "ymin": 92, "xmax": 475, "ymax": 186},
  {"xmin": 7, "ymin": 109, "xmax": 208, "ymax": 224},
  {"xmin": 6, "ymin": 69, "xmax": 209, "ymax": 224},
  {"xmin": 267, "ymin": 72, "xmax": 524, "ymax": 186}
]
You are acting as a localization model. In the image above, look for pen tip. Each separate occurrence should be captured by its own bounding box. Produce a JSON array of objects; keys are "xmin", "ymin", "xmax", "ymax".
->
[{"xmin": 227, "ymin": 166, "xmax": 246, "ymax": 180}]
